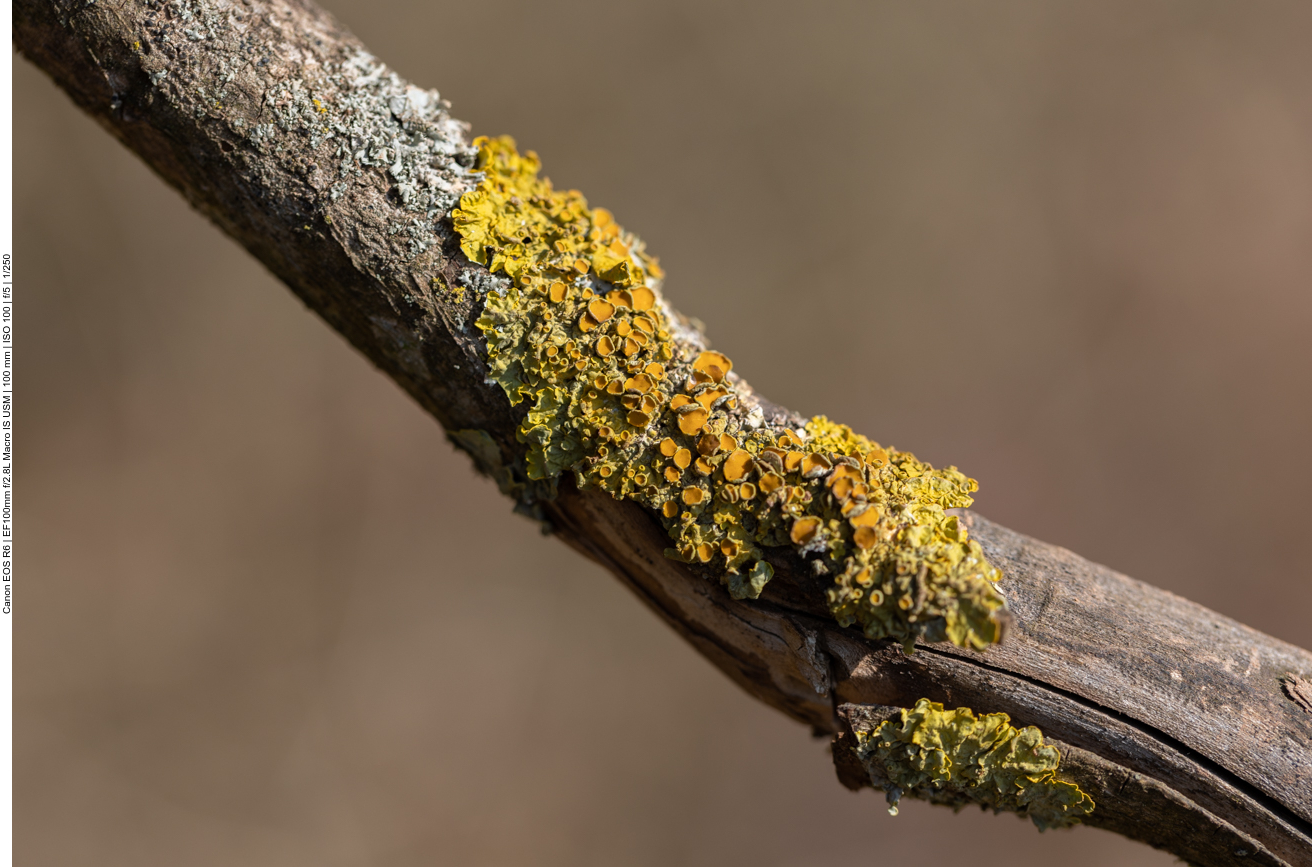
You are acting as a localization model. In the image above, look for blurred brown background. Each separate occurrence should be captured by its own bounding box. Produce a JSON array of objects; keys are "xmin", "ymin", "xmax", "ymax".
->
[{"xmin": 16, "ymin": 1, "xmax": 1312, "ymax": 864}]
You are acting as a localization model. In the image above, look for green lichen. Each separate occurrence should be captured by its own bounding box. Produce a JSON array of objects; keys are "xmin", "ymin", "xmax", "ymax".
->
[
  {"xmin": 854, "ymin": 699, "xmax": 1095, "ymax": 830},
  {"xmin": 454, "ymin": 136, "xmax": 1007, "ymax": 652}
]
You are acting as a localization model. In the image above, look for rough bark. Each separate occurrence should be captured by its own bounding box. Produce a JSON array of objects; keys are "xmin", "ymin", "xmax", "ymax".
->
[{"xmin": 14, "ymin": 1, "xmax": 1312, "ymax": 864}]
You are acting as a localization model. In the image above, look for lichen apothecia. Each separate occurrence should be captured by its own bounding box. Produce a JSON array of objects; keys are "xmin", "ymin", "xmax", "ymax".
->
[
  {"xmin": 455, "ymin": 136, "xmax": 1007, "ymax": 652},
  {"xmin": 854, "ymin": 699, "xmax": 1095, "ymax": 829}
]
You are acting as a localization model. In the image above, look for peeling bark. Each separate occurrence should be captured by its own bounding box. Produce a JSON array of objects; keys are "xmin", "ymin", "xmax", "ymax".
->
[{"xmin": 14, "ymin": 1, "xmax": 1312, "ymax": 863}]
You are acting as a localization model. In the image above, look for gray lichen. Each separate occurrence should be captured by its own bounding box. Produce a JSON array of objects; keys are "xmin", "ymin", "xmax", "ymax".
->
[{"xmin": 140, "ymin": 0, "xmax": 479, "ymax": 261}]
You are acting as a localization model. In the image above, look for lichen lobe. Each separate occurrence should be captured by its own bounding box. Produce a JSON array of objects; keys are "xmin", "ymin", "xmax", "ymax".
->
[
  {"xmin": 454, "ymin": 136, "xmax": 1008, "ymax": 652},
  {"xmin": 854, "ymin": 699, "xmax": 1095, "ymax": 830}
]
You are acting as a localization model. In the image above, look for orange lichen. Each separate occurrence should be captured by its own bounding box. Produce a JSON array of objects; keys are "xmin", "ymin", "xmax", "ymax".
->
[
  {"xmin": 693, "ymin": 350, "xmax": 732, "ymax": 382},
  {"xmin": 849, "ymin": 506, "xmax": 881, "ymax": 528},
  {"xmin": 801, "ymin": 453, "xmax": 833, "ymax": 478},
  {"xmin": 677, "ymin": 407, "xmax": 709, "ymax": 436},
  {"xmin": 853, "ymin": 526, "xmax": 879, "ymax": 549},
  {"xmin": 791, "ymin": 516, "xmax": 822, "ymax": 545},
  {"xmin": 459, "ymin": 136, "xmax": 1006, "ymax": 652},
  {"xmin": 695, "ymin": 386, "xmax": 728, "ymax": 411},
  {"xmin": 722, "ymin": 449, "xmax": 753, "ymax": 482}
]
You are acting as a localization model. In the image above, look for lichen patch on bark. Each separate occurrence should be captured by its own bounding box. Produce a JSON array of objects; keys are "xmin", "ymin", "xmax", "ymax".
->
[
  {"xmin": 454, "ymin": 137, "xmax": 1007, "ymax": 651},
  {"xmin": 854, "ymin": 699, "xmax": 1095, "ymax": 830}
]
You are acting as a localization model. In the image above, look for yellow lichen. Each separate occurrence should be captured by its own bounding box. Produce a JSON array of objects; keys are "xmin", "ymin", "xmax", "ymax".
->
[
  {"xmin": 458, "ymin": 136, "xmax": 1007, "ymax": 652},
  {"xmin": 432, "ymin": 272, "xmax": 466, "ymax": 304},
  {"xmin": 854, "ymin": 699, "xmax": 1094, "ymax": 830}
]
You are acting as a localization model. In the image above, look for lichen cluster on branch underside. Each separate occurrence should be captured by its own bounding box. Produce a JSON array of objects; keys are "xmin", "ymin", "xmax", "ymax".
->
[
  {"xmin": 454, "ymin": 136, "xmax": 1007, "ymax": 651},
  {"xmin": 854, "ymin": 699, "xmax": 1095, "ymax": 830}
]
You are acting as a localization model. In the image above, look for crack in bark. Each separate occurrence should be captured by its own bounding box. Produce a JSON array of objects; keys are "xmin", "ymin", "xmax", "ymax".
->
[{"xmin": 911, "ymin": 643, "xmax": 1312, "ymax": 841}]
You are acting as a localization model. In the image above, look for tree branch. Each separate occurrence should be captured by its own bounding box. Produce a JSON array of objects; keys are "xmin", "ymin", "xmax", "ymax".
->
[{"xmin": 14, "ymin": 1, "xmax": 1312, "ymax": 864}]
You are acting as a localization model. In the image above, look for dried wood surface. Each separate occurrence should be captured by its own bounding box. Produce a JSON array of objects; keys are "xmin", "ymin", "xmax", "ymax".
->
[{"xmin": 14, "ymin": 1, "xmax": 1312, "ymax": 863}]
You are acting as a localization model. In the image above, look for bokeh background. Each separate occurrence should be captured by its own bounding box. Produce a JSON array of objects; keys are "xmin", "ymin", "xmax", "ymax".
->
[{"xmin": 16, "ymin": 1, "xmax": 1312, "ymax": 864}]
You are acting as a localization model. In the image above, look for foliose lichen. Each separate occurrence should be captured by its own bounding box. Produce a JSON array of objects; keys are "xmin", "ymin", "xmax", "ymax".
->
[
  {"xmin": 855, "ymin": 699, "xmax": 1095, "ymax": 830},
  {"xmin": 454, "ymin": 135, "xmax": 1007, "ymax": 651}
]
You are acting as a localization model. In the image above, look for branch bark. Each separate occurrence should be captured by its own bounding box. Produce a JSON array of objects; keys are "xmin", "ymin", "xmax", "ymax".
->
[{"xmin": 14, "ymin": 1, "xmax": 1312, "ymax": 864}]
